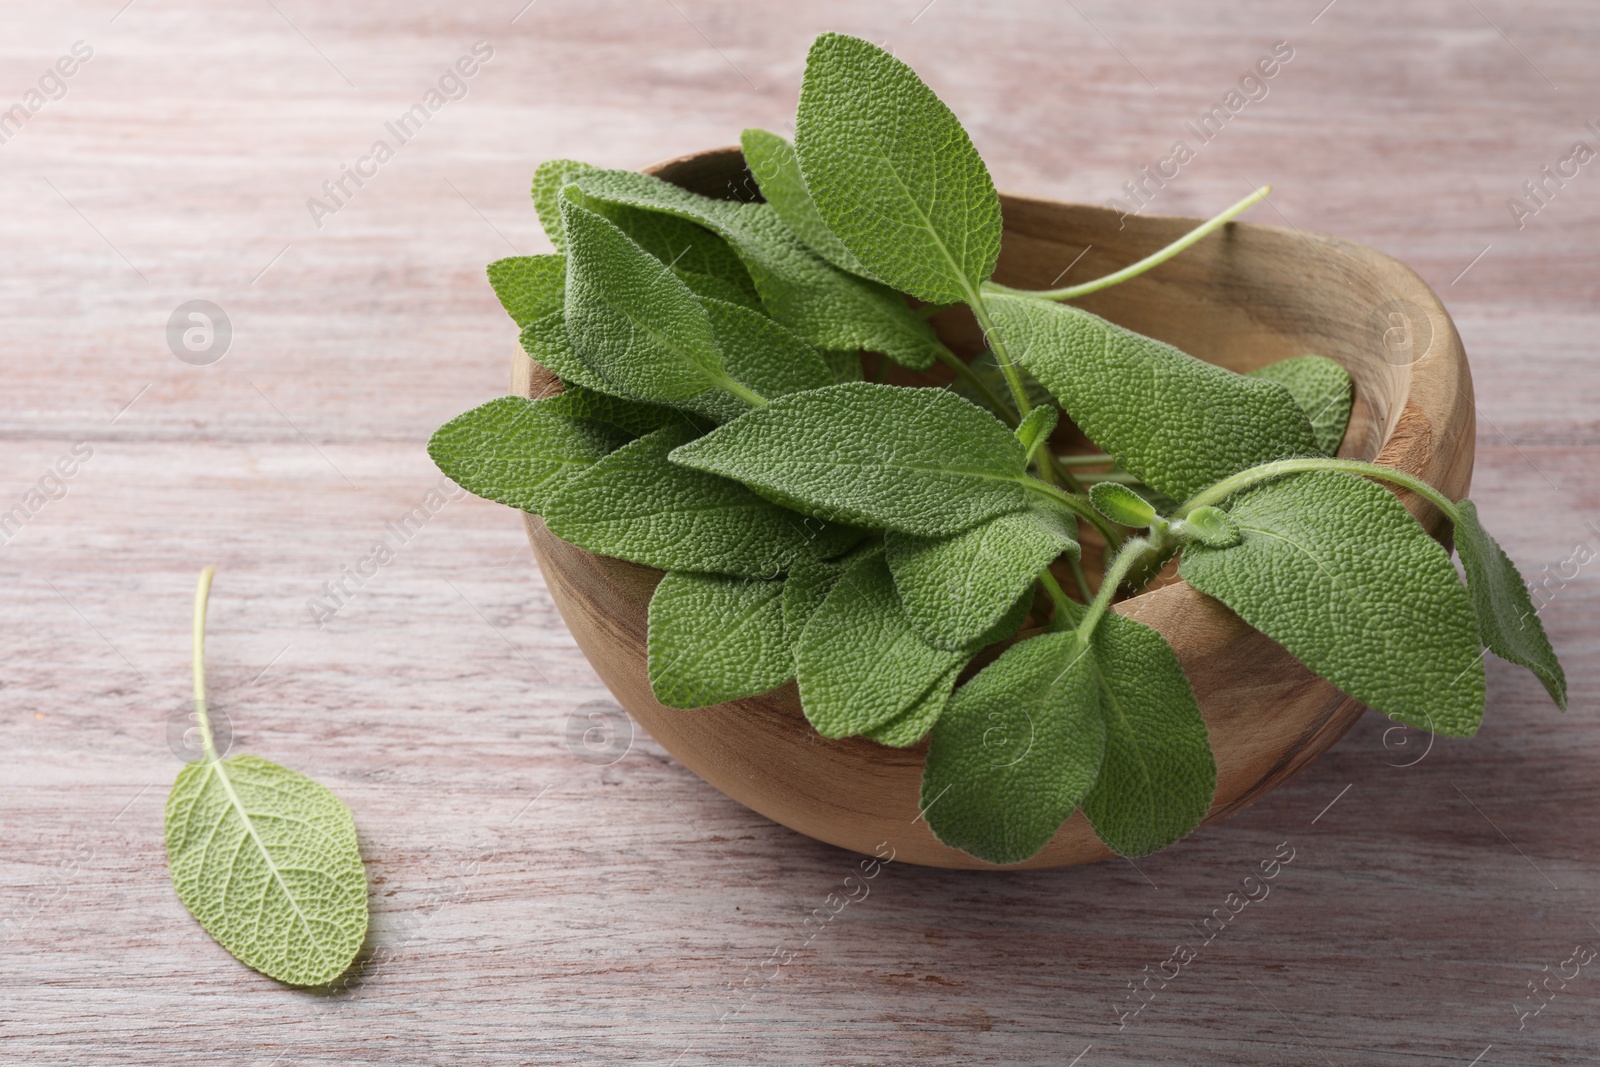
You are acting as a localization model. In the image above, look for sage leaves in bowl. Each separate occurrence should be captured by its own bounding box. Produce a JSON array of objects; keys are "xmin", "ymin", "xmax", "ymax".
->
[{"xmin": 430, "ymin": 33, "xmax": 1565, "ymax": 866}]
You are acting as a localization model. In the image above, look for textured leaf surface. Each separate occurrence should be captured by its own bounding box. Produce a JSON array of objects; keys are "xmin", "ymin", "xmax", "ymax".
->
[
  {"xmin": 1014, "ymin": 405, "xmax": 1058, "ymax": 462},
  {"xmin": 1180, "ymin": 470, "xmax": 1486, "ymax": 735},
  {"xmin": 520, "ymin": 310, "xmax": 618, "ymax": 394},
  {"xmin": 1454, "ymin": 499, "xmax": 1566, "ymax": 708},
  {"xmin": 922, "ymin": 632, "xmax": 1105, "ymax": 864},
  {"xmin": 544, "ymin": 424, "xmax": 857, "ymax": 577},
  {"xmin": 647, "ymin": 571, "xmax": 791, "ymax": 708},
  {"xmin": 985, "ymin": 294, "xmax": 1318, "ymax": 501},
  {"xmin": 819, "ymin": 348, "xmax": 864, "ymax": 383},
  {"xmin": 531, "ymin": 158, "xmax": 596, "ymax": 251},
  {"xmin": 670, "ymin": 382, "xmax": 1033, "ymax": 536},
  {"xmin": 795, "ymin": 549, "xmax": 968, "ymax": 737},
  {"xmin": 740, "ymin": 128, "xmax": 868, "ymax": 277},
  {"xmin": 781, "ymin": 555, "xmax": 848, "ymax": 647},
  {"xmin": 865, "ymin": 661, "xmax": 963, "ymax": 748},
  {"xmin": 561, "ymin": 195, "xmax": 726, "ymax": 403},
  {"xmin": 487, "ymin": 254, "xmax": 565, "ymax": 328},
  {"xmin": 165, "ymin": 754, "xmax": 367, "ymax": 987},
  {"xmin": 569, "ymin": 168, "xmax": 944, "ymax": 369},
  {"xmin": 795, "ymin": 33, "xmax": 1001, "ymax": 304},
  {"xmin": 703, "ymin": 297, "xmax": 837, "ymax": 400},
  {"xmin": 886, "ymin": 504, "xmax": 1076, "ymax": 650},
  {"xmin": 1079, "ymin": 612, "xmax": 1215, "ymax": 857},
  {"xmin": 1089, "ymin": 482, "xmax": 1158, "ymax": 528},
  {"xmin": 950, "ymin": 350, "xmax": 1052, "ymax": 425},
  {"xmin": 538, "ymin": 385, "xmax": 686, "ymax": 437},
  {"xmin": 428, "ymin": 396, "xmax": 630, "ymax": 513},
  {"xmin": 1249, "ymin": 355, "xmax": 1353, "ymax": 456},
  {"xmin": 590, "ymin": 197, "xmax": 762, "ymax": 310}
]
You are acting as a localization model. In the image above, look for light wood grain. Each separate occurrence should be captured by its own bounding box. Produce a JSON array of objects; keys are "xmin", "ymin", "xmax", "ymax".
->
[{"xmin": 3, "ymin": 2, "xmax": 1598, "ymax": 1064}]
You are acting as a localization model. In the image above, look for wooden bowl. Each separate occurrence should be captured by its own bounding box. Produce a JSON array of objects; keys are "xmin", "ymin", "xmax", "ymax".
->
[{"xmin": 511, "ymin": 147, "xmax": 1474, "ymax": 869}]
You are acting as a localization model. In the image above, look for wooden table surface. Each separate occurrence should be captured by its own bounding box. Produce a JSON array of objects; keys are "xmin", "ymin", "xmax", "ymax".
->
[{"xmin": 3, "ymin": 1, "xmax": 1596, "ymax": 1063}]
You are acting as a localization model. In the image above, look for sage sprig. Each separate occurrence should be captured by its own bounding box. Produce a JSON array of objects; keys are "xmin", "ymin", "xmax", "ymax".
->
[{"xmin": 430, "ymin": 32, "xmax": 1565, "ymax": 865}]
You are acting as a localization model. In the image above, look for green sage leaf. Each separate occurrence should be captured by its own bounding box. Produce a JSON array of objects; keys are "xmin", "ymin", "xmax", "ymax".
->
[
  {"xmin": 544, "ymin": 423, "xmax": 858, "ymax": 577},
  {"xmin": 165, "ymin": 754, "xmax": 367, "ymax": 987},
  {"xmin": 1079, "ymin": 612, "xmax": 1216, "ymax": 857},
  {"xmin": 1089, "ymin": 483, "xmax": 1158, "ymax": 529},
  {"xmin": 1182, "ymin": 505, "xmax": 1240, "ymax": 548},
  {"xmin": 521, "ymin": 310, "xmax": 618, "ymax": 394},
  {"xmin": 1453, "ymin": 499, "xmax": 1566, "ymax": 708},
  {"xmin": 1179, "ymin": 470, "xmax": 1486, "ymax": 736},
  {"xmin": 740, "ymin": 128, "xmax": 868, "ymax": 278},
  {"xmin": 864, "ymin": 660, "xmax": 963, "ymax": 749},
  {"xmin": 428, "ymin": 395, "xmax": 632, "ymax": 513},
  {"xmin": 647, "ymin": 571, "xmax": 791, "ymax": 708},
  {"xmin": 819, "ymin": 347, "xmax": 864, "ymax": 383},
  {"xmin": 487, "ymin": 254, "xmax": 565, "ymax": 328},
  {"xmin": 886, "ymin": 504, "xmax": 1076, "ymax": 650},
  {"xmin": 922, "ymin": 632, "xmax": 1105, "ymax": 865},
  {"xmin": 569, "ymin": 168, "xmax": 944, "ymax": 369},
  {"xmin": 795, "ymin": 548, "xmax": 969, "ymax": 737},
  {"xmin": 1248, "ymin": 355, "xmax": 1353, "ymax": 456},
  {"xmin": 984, "ymin": 294, "xmax": 1318, "ymax": 502},
  {"xmin": 670, "ymin": 382, "xmax": 1035, "ymax": 536},
  {"xmin": 1014, "ymin": 406, "xmax": 1058, "ymax": 463},
  {"xmin": 532, "ymin": 158, "xmax": 596, "ymax": 251},
  {"xmin": 794, "ymin": 33, "xmax": 1001, "ymax": 304},
  {"xmin": 560, "ymin": 193, "xmax": 728, "ymax": 403}
]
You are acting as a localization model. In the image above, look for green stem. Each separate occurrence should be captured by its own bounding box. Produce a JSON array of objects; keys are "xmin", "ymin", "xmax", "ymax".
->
[
  {"xmin": 965, "ymin": 292, "xmax": 1032, "ymax": 418},
  {"xmin": 1078, "ymin": 469, "xmax": 1141, "ymax": 486},
  {"xmin": 720, "ymin": 377, "xmax": 770, "ymax": 408},
  {"xmin": 985, "ymin": 185, "xmax": 1273, "ymax": 302},
  {"xmin": 193, "ymin": 565, "xmax": 221, "ymax": 763},
  {"xmin": 1044, "ymin": 451, "xmax": 1085, "ymax": 494},
  {"xmin": 1055, "ymin": 452, "xmax": 1115, "ymax": 467},
  {"xmin": 935, "ymin": 346, "xmax": 1015, "ymax": 427},
  {"xmin": 1078, "ymin": 537, "xmax": 1149, "ymax": 639},
  {"xmin": 1038, "ymin": 568, "xmax": 1079, "ymax": 630},
  {"xmin": 1177, "ymin": 457, "xmax": 1459, "ymax": 521},
  {"xmin": 1021, "ymin": 478, "xmax": 1124, "ymax": 550},
  {"xmin": 1067, "ymin": 554, "xmax": 1094, "ymax": 604}
]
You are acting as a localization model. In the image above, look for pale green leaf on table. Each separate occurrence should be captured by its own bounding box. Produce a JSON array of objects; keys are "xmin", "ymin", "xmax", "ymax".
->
[
  {"xmin": 487, "ymin": 254, "xmax": 566, "ymax": 328},
  {"xmin": 1248, "ymin": 355, "xmax": 1353, "ymax": 456},
  {"xmin": 568, "ymin": 168, "xmax": 945, "ymax": 369},
  {"xmin": 560, "ymin": 194, "xmax": 727, "ymax": 403},
  {"xmin": 1179, "ymin": 470, "xmax": 1486, "ymax": 736},
  {"xmin": 922, "ymin": 632, "xmax": 1105, "ymax": 865},
  {"xmin": 428, "ymin": 395, "xmax": 631, "ymax": 513},
  {"xmin": 984, "ymin": 294, "xmax": 1319, "ymax": 502},
  {"xmin": 740, "ymin": 128, "xmax": 870, "ymax": 278},
  {"xmin": 1078, "ymin": 612, "xmax": 1215, "ymax": 857},
  {"xmin": 794, "ymin": 33, "xmax": 1002, "ymax": 304},
  {"xmin": 670, "ymin": 382, "xmax": 1034, "ymax": 537},
  {"xmin": 646, "ymin": 571, "xmax": 791, "ymax": 708},
  {"xmin": 531, "ymin": 158, "xmax": 597, "ymax": 251},
  {"xmin": 544, "ymin": 423, "xmax": 860, "ymax": 577},
  {"xmin": 1453, "ymin": 499, "xmax": 1567, "ymax": 708},
  {"xmin": 886, "ymin": 504, "xmax": 1077, "ymax": 650},
  {"xmin": 165, "ymin": 754, "xmax": 367, "ymax": 987}
]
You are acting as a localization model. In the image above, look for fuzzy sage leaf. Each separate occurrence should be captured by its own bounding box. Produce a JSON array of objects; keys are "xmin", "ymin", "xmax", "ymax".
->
[
  {"xmin": 795, "ymin": 33, "xmax": 1001, "ymax": 304},
  {"xmin": 1453, "ymin": 499, "xmax": 1566, "ymax": 708},
  {"xmin": 647, "ymin": 571, "xmax": 791, "ymax": 708},
  {"xmin": 165, "ymin": 568, "xmax": 367, "ymax": 987},
  {"xmin": 670, "ymin": 382, "xmax": 1035, "ymax": 537},
  {"xmin": 740, "ymin": 128, "xmax": 869, "ymax": 278},
  {"xmin": 1248, "ymin": 354, "xmax": 1353, "ymax": 456},
  {"xmin": 1180, "ymin": 470, "xmax": 1486, "ymax": 736},
  {"xmin": 984, "ymin": 293, "xmax": 1318, "ymax": 501}
]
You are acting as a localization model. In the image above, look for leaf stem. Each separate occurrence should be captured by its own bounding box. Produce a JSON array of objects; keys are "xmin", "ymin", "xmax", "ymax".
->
[
  {"xmin": 1038, "ymin": 568, "xmax": 1081, "ymax": 630},
  {"xmin": 193, "ymin": 565, "xmax": 221, "ymax": 763},
  {"xmin": 1077, "ymin": 537, "xmax": 1148, "ymax": 639},
  {"xmin": 1066, "ymin": 554, "xmax": 1094, "ymax": 604},
  {"xmin": 934, "ymin": 346, "xmax": 1015, "ymax": 427},
  {"xmin": 719, "ymin": 377, "xmax": 770, "ymax": 408},
  {"xmin": 1055, "ymin": 451, "xmax": 1115, "ymax": 467},
  {"xmin": 965, "ymin": 292, "xmax": 1032, "ymax": 418},
  {"xmin": 1021, "ymin": 478, "xmax": 1124, "ymax": 549},
  {"xmin": 984, "ymin": 185, "xmax": 1273, "ymax": 302},
  {"xmin": 1177, "ymin": 457, "xmax": 1460, "ymax": 521}
]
